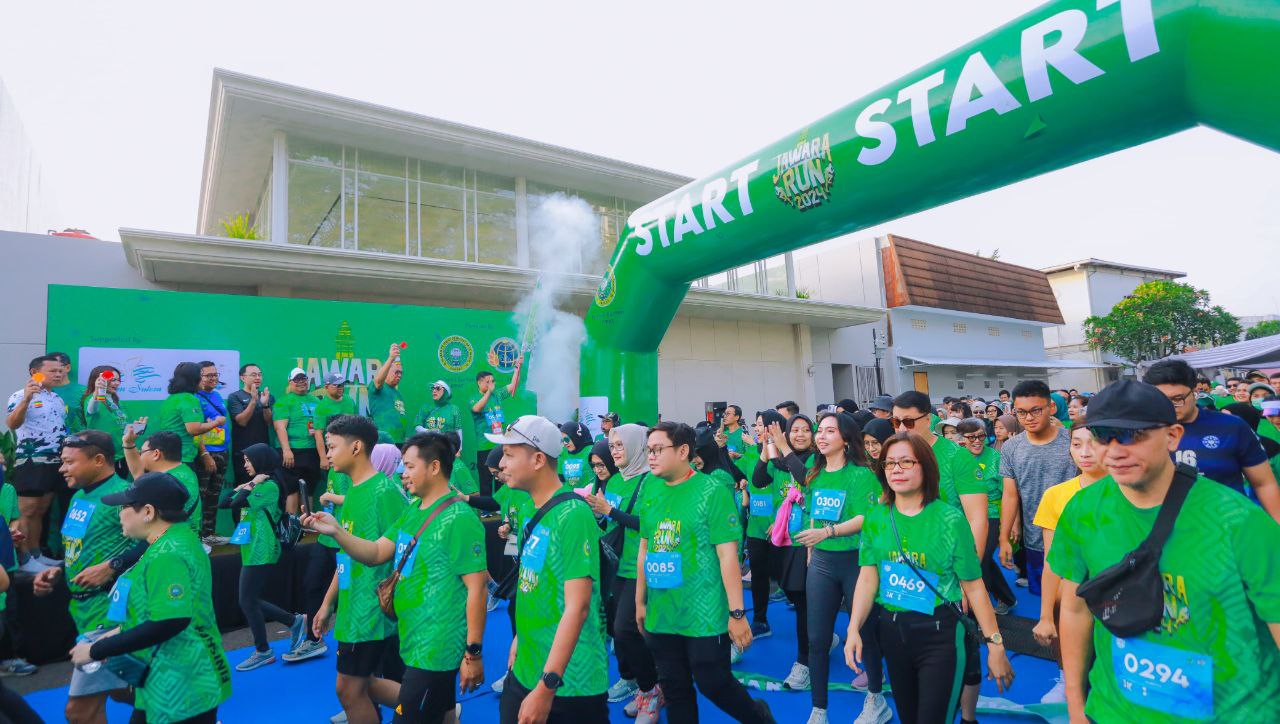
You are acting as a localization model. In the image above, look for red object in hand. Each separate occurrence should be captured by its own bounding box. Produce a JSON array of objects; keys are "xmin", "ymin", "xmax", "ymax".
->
[
  {"xmin": 399, "ymin": 342, "xmax": 408, "ymax": 349},
  {"xmin": 102, "ymin": 370, "xmax": 115, "ymax": 380}
]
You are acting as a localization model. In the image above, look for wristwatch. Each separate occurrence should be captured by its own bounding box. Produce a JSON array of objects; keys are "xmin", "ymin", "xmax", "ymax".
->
[
  {"xmin": 465, "ymin": 643, "xmax": 483, "ymax": 657},
  {"xmin": 984, "ymin": 632, "xmax": 1004, "ymax": 646},
  {"xmin": 729, "ymin": 608, "xmax": 746, "ymax": 620},
  {"xmin": 541, "ymin": 672, "xmax": 564, "ymax": 690}
]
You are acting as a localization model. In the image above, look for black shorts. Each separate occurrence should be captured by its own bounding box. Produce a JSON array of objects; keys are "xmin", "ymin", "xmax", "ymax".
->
[
  {"xmin": 337, "ymin": 639, "xmax": 389, "ymax": 678},
  {"xmin": 392, "ymin": 667, "xmax": 457, "ymax": 724},
  {"xmin": 336, "ymin": 637, "xmax": 405, "ymax": 681},
  {"xmin": 11, "ymin": 462, "xmax": 64, "ymax": 497},
  {"xmin": 280, "ymin": 448, "xmax": 323, "ymax": 497}
]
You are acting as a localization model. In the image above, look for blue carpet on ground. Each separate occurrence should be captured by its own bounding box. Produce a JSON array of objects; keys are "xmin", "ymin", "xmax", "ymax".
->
[{"xmin": 26, "ymin": 567, "xmax": 1061, "ymax": 722}]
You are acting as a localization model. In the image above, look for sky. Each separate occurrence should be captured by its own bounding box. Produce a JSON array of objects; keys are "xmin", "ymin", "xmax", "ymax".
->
[{"xmin": 2, "ymin": 0, "xmax": 1277, "ymax": 317}]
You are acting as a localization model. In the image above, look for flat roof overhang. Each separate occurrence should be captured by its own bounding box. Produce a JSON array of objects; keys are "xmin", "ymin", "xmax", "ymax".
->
[{"xmin": 120, "ymin": 229, "xmax": 885, "ymax": 329}]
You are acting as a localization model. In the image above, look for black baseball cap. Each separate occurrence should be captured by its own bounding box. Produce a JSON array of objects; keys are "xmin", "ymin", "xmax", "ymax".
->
[
  {"xmin": 102, "ymin": 472, "xmax": 191, "ymax": 511},
  {"xmin": 1084, "ymin": 380, "xmax": 1176, "ymax": 430}
]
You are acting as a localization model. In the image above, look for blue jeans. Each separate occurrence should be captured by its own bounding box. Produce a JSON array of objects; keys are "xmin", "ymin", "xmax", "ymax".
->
[{"xmin": 1026, "ymin": 548, "xmax": 1045, "ymax": 597}]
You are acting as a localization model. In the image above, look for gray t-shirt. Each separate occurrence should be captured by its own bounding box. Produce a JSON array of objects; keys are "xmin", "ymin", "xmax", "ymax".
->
[{"xmin": 998, "ymin": 426, "xmax": 1077, "ymax": 551}]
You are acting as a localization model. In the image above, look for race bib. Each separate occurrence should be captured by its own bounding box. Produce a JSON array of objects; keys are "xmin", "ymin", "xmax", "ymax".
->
[
  {"xmin": 62, "ymin": 499, "xmax": 96, "ymax": 541},
  {"xmin": 336, "ymin": 553, "xmax": 352, "ymax": 590},
  {"xmin": 106, "ymin": 577, "xmax": 132, "ymax": 623},
  {"xmin": 811, "ymin": 489, "xmax": 846, "ymax": 522},
  {"xmin": 749, "ymin": 494, "xmax": 774, "ymax": 518},
  {"xmin": 521, "ymin": 524, "xmax": 551, "ymax": 574},
  {"xmin": 395, "ymin": 532, "xmax": 418, "ymax": 578},
  {"xmin": 563, "ymin": 458, "xmax": 584, "ymax": 483},
  {"xmin": 789, "ymin": 506, "xmax": 803, "ymax": 535},
  {"xmin": 644, "ymin": 551, "xmax": 683, "ymax": 589},
  {"xmin": 879, "ymin": 561, "xmax": 937, "ymax": 614},
  {"xmin": 486, "ymin": 408, "xmax": 504, "ymax": 434},
  {"xmin": 1112, "ymin": 636, "xmax": 1213, "ymax": 720},
  {"xmin": 230, "ymin": 521, "xmax": 251, "ymax": 545},
  {"xmin": 604, "ymin": 491, "xmax": 623, "ymax": 510}
]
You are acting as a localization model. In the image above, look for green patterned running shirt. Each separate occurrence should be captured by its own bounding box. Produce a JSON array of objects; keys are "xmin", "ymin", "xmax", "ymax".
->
[
  {"xmin": 335, "ymin": 472, "xmax": 408, "ymax": 643},
  {"xmin": 859, "ymin": 500, "xmax": 980, "ymax": 611},
  {"xmin": 63, "ymin": 475, "xmax": 132, "ymax": 633}
]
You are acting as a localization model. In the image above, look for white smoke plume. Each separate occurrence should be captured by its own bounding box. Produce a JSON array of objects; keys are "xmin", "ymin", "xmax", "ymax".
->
[{"xmin": 516, "ymin": 193, "xmax": 601, "ymax": 423}]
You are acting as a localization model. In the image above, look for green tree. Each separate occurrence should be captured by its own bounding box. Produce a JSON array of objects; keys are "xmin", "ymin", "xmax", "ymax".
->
[
  {"xmin": 1083, "ymin": 280, "xmax": 1240, "ymax": 363},
  {"xmin": 1245, "ymin": 319, "xmax": 1280, "ymax": 340}
]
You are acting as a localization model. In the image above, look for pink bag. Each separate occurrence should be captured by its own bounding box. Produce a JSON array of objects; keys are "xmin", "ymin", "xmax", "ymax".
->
[{"xmin": 770, "ymin": 488, "xmax": 804, "ymax": 547}]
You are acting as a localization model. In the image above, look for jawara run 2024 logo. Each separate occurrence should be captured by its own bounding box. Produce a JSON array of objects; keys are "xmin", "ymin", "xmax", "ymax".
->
[
  {"xmin": 773, "ymin": 129, "xmax": 835, "ymax": 212},
  {"xmin": 438, "ymin": 335, "xmax": 474, "ymax": 373},
  {"xmin": 595, "ymin": 264, "xmax": 617, "ymax": 308}
]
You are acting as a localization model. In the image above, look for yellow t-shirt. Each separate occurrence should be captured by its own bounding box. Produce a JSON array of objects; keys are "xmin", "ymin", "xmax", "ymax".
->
[{"xmin": 1032, "ymin": 476, "xmax": 1083, "ymax": 532}]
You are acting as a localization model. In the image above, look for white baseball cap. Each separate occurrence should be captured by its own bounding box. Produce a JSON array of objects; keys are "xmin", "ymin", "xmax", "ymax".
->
[
  {"xmin": 288, "ymin": 367, "xmax": 307, "ymax": 381},
  {"xmin": 484, "ymin": 415, "xmax": 564, "ymax": 458}
]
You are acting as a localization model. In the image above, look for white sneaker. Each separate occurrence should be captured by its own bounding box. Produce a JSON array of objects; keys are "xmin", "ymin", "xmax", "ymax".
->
[
  {"xmin": 329, "ymin": 712, "xmax": 347, "ymax": 724},
  {"xmin": 806, "ymin": 707, "xmax": 828, "ymax": 724},
  {"xmin": 36, "ymin": 554, "xmax": 61, "ymax": 567},
  {"xmin": 855, "ymin": 692, "xmax": 892, "ymax": 724},
  {"xmin": 783, "ymin": 661, "xmax": 810, "ymax": 690},
  {"xmin": 491, "ymin": 671, "xmax": 506, "ymax": 694},
  {"xmin": 454, "ymin": 703, "xmax": 461, "ymax": 721},
  {"xmin": 1040, "ymin": 672, "xmax": 1067, "ymax": 704}
]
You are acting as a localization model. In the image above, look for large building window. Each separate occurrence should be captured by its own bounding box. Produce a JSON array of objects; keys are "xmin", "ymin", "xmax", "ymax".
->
[{"xmin": 285, "ymin": 134, "xmax": 636, "ymax": 269}]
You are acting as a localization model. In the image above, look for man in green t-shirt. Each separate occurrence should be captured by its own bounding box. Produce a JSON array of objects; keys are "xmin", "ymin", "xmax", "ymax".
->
[
  {"xmin": 312, "ymin": 415, "xmax": 409, "ymax": 724},
  {"xmin": 31, "ymin": 431, "xmax": 132, "ymax": 722},
  {"xmin": 369, "ymin": 343, "xmax": 408, "ymax": 445},
  {"xmin": 123, "ymin": 429, "xmax": 203, "ymax": 539},
  {"xmin": 48, "ymin": 352, "xmax": 87, "ymax": 434},
  {"xmin": 484, "ymin": 415, "xmax": 608, "ymax": 722},
  {"xmin": 273, "ymin": 368, "xmax": 326, "ymax": 515},
  {"xmin": 306, "ymin": 430, "xmax": 488, "ymax": 723},
  {"xmin": 413, "ymin": 380, "xmax": 462, "ymax": 437},
  {"xmin": 470, "ymin": 367, "xmax": 521, "ymax": 497},
  {"xmin": 1052, "ymin": 380, "xmax": 1280, "ymax": 723},
  {"xmin": 955, "ymin": 418, "xmax": 1016, "ymax": 614},
  {"xmin": 316, "ymin": 371, "xmax": 358, "ymax": 430},
  {"xmin": 637, "ymin": 421, "xmax": 774, "ymax": 724}
]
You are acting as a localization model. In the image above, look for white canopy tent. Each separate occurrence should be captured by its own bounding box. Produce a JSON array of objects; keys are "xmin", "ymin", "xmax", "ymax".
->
[{"xmin": 1165, "ymin": 333, "xmax": 1280, "ymax": 370}]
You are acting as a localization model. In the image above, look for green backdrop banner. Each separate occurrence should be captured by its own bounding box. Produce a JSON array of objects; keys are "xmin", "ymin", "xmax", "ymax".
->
[
  {"xmin": 46, "ymin": 284, "xmax": 535, "ymax": 462},
  {"xmin": 581, "ymin": 0, "xmax": 1280, "ymax": 422}
]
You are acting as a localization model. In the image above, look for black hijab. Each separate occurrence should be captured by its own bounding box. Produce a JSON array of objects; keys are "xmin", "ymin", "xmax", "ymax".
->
[
  {"xmin": 242, "ymin": 443, "xmax": 283, "ymax": 481},
  {"xmin": 694, "ymin": 423, "xmax": 745, "ymax": 483},
  {"xmin": 590, "ymin": 438, "xmax": 619, "ymax": 480}
]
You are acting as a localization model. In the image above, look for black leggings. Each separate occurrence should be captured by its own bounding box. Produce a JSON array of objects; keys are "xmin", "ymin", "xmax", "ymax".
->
[
  {"xmin": 877, "ymin": 609, "xmax": 965, "ymax": 724},
  {"xmin": 611, "ymin": 576, "xmax": 657, "ymax": 690},
  {"xmin": 476, "ymin": 450, "xmax": 497, "ymax": 497},
  {"xmin": 498, "ymin": 674, "xmax": 607, "ymax": 723},
  {"xmin": 239, "ymin": 564, "xmax": 295, "ymax": 650},
  {"xmin": 983, "ymin": 518, "xmax": 1017, "ymax": 607},
  {"xmin": 645, "ymin": 632, "xmax": 767, "ymax": 724},
  {"xmin": 303, "ymin": 545, "xmax": 338, "ymax": 642},
  {"xmin": 805, "ymin": 550, "xmax": 883, "ymax": 708},
  {"xmin": 129, "ymin": 707, "xmax": 218, "ymax": 723},
  {"xmin": 787, "ymin": 589, "xmax": 808, "ymax": 662},
  {"xmin": 744, "ymin": 536, "xmax": 774, "ymax": 624}
]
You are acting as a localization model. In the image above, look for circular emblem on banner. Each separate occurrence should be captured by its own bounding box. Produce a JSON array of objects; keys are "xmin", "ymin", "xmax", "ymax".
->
[
  {"xmin": 438, "ymin": 335, "xmax": 474, "ymax": 373},
  {"xmin": 596, "ymin": 266, "xmax": 617, "ymax": 308},
  {"xmin": 489, "ymin": 337, "xmax": 520, "ymax": 373}
]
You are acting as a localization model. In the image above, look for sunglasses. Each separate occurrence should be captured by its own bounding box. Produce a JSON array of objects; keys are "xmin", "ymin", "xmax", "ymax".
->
[
  {"xmin": 890, "ymin": 413, "xmax": 929, "ymax": 429},
  {"xmin": 1089, "ymin": 426, "xmax": 1164, "ymax": 446}
]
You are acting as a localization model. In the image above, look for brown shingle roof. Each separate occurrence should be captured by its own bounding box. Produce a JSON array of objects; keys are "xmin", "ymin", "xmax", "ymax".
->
[{"xmin": 881, "ymin": 235, "xmax": 1065, "ymax": 325}]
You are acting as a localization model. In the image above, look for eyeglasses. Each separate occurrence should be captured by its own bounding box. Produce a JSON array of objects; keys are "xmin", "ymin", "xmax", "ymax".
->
[
  {"xmin": 504, "ymin": 424, "xmax": 541, "ymax": 450},
  {"xmin": 646, "ymin": 444, "xmax": 674, "ymax": 458},
  {"xmin": 882, "ymin": 459, "xmax": 919, "ymax": 470},
  {"xmin": 201, "ymin": 373, "xmax": 219, "ymax": 379},
  {"xmin": 961, "ymin": 433, "xmax": 986, "ymax": 443},
  {"xmin": 1164, "ymin": 391, "xmax": 1193, "ymax": 407},
  {"xmin": 608, "ymin": 442, "xmax": 626, "ymax": 451},
  {"xmin": 1014, "ymin": 406, "xmax": 1048, "ymax": 419},
  {"xmin": 139, "ymin": 446, "xmax": 156, "ymax": 456},
  {"xmin": 1090, "ymin": 426, "xmax": 1164, "ymax": 446},
  {"xmin": 890, "ymin": 413, "xmax": 929, "ymax": 429},
  {"xmin": 590, "ymin": 462, "xmax": 609, "ymax": 470}
]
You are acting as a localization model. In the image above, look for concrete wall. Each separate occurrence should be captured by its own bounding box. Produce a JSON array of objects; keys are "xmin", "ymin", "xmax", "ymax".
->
[
  {"xmin": 888, "ymin": 308, "xmax": 1047, "ymax": 360},
  {"xmin": 657, "ymin": 316, "xmax": 822, "ymax": 424},
  {"xmin": 0, "ymin": 81, "xmax": 59, "ymax": 234}
]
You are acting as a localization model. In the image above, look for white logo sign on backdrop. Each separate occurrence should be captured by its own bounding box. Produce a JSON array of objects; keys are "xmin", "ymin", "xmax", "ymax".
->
[{"xmin": 77, "ymin": 347, "xmax": 241, "ymax": 401}]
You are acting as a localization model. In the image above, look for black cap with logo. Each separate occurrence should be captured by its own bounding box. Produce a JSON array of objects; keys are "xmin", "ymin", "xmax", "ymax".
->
[
  {"xmin": 1084, "ymin": 380, "xmax": 1176, "ymax": 430},
  {"xmin": 102, "ymin": 472, "xmax": 191, "ymax": 512}
]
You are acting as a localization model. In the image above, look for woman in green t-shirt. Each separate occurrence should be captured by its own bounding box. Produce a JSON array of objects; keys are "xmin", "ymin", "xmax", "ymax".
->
[
  {"xmin": 155, "ymin": 362, "xmax": 223, "ymax": 468},
  {"xmin": 582, "ymin": 423, "xmax": 659, "ymax": 714},
  {"xmin": 72, "ymin": 472, "xmax": 232, "ymax": 723},
  {"xmin": 222, "ymin": 444, "xmax": 307, "ymax": 672},
  {"xmin": 81, "ymin": 366, "xmax": 130, "ymax": 477},
  {"xmin": 751, "ymin": 411, "xmax": 817, "ymax": 688},
  {"xmin": 791, "ymin": 411, "xmax": 884, "ymax": 724},
  {"xmin": 557, "ymin": 422, "xmax": 594, "ymax": 489},
  {"xmin": 845, "ymin": 432, "xmax": 1013, "ymax": 724},
  {"xmin": 955, "ymin": 417, "xmax": 1016, "ymax": 616}
]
